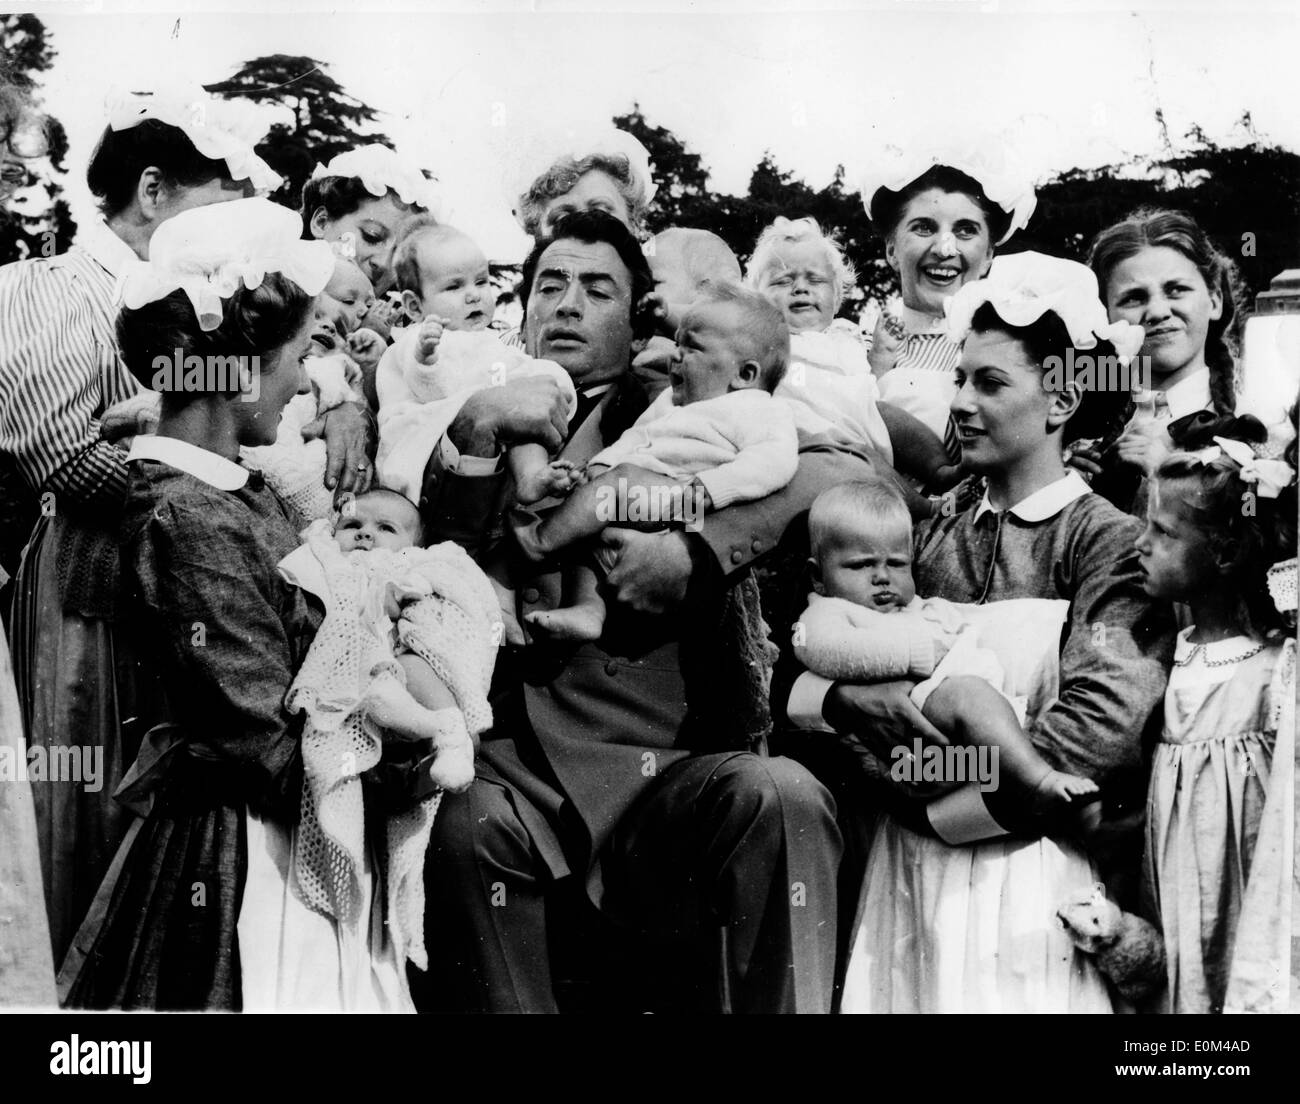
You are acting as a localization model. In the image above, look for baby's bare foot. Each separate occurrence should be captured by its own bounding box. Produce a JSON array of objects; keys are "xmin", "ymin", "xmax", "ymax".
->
[
  {"xmin": 426, "ymin": 737, "xmax": 475, "ymax": 794},
  {"xmin": 515, "ymin": 460, "xmax": 576, "ymax": 506},
  {"xmin": 1041, "ymin": 771, "xmax": 1100, "ymax": 802},
  {"xmin": 1030, "ymin": 770, "xmax": 1102, "ymax": 826},
  {"xmin": 525, "ymin": 605, "xmax": 605, "ymax": 642}
]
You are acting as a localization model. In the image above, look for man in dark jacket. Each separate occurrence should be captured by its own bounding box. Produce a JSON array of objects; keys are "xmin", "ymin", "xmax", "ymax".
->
[{"xmin": 417, "ymin": 212, "xmax": 879, "ymax": 1013}]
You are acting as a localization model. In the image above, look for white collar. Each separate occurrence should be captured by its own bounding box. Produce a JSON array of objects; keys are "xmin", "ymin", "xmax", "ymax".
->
[
  {"xmin": 973, "ymin": 470, "xmax": 1092, "ymax": 523},
  {"xmin": 1173, "ymin": 626, "xmax": 1265, "ymax": 667},
  {"xmin": 127, "ymin": 435, "xmax": 250, "ymax": 490},
  {"xmin": 77, "ymin": 218, "xmax": 139, "ymax": 283},
  {"xmin": 1161, "ymin": 368, "xmax": 1212, "ymax": 420}
]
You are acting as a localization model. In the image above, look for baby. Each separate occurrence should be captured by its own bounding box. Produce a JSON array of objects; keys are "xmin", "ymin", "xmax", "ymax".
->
[
  {"xmin": 282, "ymin": 486, "xmax": 503, "ymax": 793},
  {"xmin": 318, "ymin": 256, "xmax": 387, "ymax": 404},
  {"xmin": 746, "ymin": 216, "xmax": 868, "ymax": 374},
  {"xmin": 630, "ymin": 227, "xmax": 742, "ymax": 397},
  {"xmin": 237, "ymin": 256, "xmax": 387, "ymax": 522},
  {"xmin": 278, "ymin": 486, "xmax": 500, "ymax": 968},
  {"xmin": 376, "ymin": 219, "xmax": 577, "ymax": 504},
  {"xmin": 514, "ymin": 281, "xmax": 798, "ymax": 641},
  {"xmin": 746, "ymin": 216, "xmax": 961, "ymax": 499},
  {"xmin": 793, "ymin": 479, "xmax": 1100, "ymax": 818}
]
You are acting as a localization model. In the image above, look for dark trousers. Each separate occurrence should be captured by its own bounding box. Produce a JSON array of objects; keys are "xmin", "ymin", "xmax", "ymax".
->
[{"xmin": 417, "ymin": 751, "xmax": 842, "ymax": 1013}]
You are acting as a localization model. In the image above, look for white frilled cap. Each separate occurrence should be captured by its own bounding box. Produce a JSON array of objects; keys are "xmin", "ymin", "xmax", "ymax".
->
[
  {"xmin": 507, "ymin": 125, "xmax": 658, "ymax": 230},
  {"xmin": 860, "ymin": 141, "xmax": 1038, "ymax": 245},
  {"xmin": 119, "ymin": 197, "xmax": 336, "ymax": 332},
  {"xmin": 943, "ymin": 251, "xmax": 1147, "ymax": 363},
  {"xmin": 310, "ymin": 144, "xmax": 442, "ymax": 217},
  {"xmin": 105, "ymin": 81, "xmax": 283, "ymax": 195}
]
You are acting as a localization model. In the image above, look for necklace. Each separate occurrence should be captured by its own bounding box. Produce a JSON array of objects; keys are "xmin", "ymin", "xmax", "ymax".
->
[{"xmin": 1173, "ymin": 639, "xmax": 1265, "ymax": 668}]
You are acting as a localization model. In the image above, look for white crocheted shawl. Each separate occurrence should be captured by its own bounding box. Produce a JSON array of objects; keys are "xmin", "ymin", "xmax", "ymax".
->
[{"xmin": 282, "ymin": 519, "xmax": 501, "ymax": 969}]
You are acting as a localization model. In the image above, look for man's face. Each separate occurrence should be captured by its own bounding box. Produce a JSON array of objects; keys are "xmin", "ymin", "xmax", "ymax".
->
[{"xmin": 524, "ymin": 238, "xmax": 635, "ymax": 387}]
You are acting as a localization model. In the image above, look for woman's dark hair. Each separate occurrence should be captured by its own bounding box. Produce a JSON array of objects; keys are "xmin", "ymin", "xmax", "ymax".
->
[
  {"xmin": 87, "ymin": 120, "xmax": 233, "ymax": 219},
  {"xmin": 298, "ymin": 173, "xmax": 421, "ymax": 238},
  {"xmin": 1088, "ymin": 208, "xmax": 1240, "ymax": 416},
  {"xmin": 116, "ymin": 272, "xmax": 314, "ymax": 408},
  {"xmin": 870, "ymin": 165, "xmax": 1011, "ymax": 245},
  {"xmin": 1156, "ymin": 412, "xmax": 1297, "ymax": 643},
  {"xmin": 968, "ymin": 300, "xmax": 1134, "ymax": 448},
  {"xmin": 519, "ymin": 209, "xmax": 656, "ymax": 341}
]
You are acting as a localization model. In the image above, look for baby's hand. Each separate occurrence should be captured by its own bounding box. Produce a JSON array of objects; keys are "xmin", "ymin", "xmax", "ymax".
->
[
  {"xmin": 347, "ymin": 327, "xmax": 386, "ymax": 370},
  {"xmin": 631, "ymin": 334, "xmax": 677, "ymax": 391},
  {"xmin": 639, "ymin": 290, "xmax": 685, "ymax": 338},
  {"xmin": 515, "ymin": 459, "xmax": 579, "ymax": 505},
  {"xmin": 868, "ymin": 303, "xmax": 907, "ymax": 375},
  {"xmin": 415, "ymin": 316, "xmax": 445, "ymax": 366}
]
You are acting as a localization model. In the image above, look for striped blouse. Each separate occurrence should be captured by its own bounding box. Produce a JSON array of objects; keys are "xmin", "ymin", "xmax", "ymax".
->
[
  {"xmin": 0, "ymin": 220, "xmax": 141, "ymax": 512},
  {"xmin": 865, "ymin": 305, "xmax": 963, "ymax": 459}
]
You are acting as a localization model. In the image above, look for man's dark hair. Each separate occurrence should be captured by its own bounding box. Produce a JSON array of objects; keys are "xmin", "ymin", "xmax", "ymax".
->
[{"xmin": 519, "ymin": 209, "xmax": 655, "ymax": 340}]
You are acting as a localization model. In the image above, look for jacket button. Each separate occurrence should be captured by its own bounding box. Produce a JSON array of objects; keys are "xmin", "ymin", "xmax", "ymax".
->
[
  {"xmin": 604, "ymin": 661, "xmax": 618, "ymax": 676},
  {"xmin": 751, "ymin": 539, "xmax": 762, "ymax": 553},
  {"xmin": 730, "ymin": 549, "xmax": 743, "ymax": 564},
  {"xmin": 522, "ymin": 588, "xmax": 540, "ymax": 603}
]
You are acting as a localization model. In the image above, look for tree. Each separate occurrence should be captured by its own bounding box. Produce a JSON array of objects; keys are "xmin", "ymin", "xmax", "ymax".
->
[
  {"xmin": 614, "ymin": 103, "xmax": 712, "ymax": 232},
  {"xmin": 1026, "ymin": 136, "xmax": 1300, "ymax": 304},
  {"xmin": 613, "ymin": 105, "xmax": 1300, "ymax": 324},
  {"xmin": 0, "ymin": 14, "xmax": 77, "ymax": 265},
  {"xmin": 206, "ymin": 55, "xmax": 396, "ymax": 208}
]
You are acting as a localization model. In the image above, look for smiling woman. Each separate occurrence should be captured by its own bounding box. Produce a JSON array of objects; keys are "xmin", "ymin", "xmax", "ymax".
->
[
  {"xmin": 301, "ymin": 144, "xmax": 440, "ymax": 289},
  {"xmin": 859, "ymin": 147, "xmax": 1038, "ymax": 451}
]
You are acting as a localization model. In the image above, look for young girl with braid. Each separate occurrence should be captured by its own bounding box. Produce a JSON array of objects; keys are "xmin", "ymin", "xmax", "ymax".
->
[{"xmin": 1075, "ymin": 209, "xmax": 1242, "ymax": 512}]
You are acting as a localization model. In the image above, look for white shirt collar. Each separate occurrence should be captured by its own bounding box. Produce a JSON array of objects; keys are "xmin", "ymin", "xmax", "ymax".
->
[
  {"xmin": 973, "ymin": 470, "xmax": 1092, "ymax": 524},
  {"xmin": 127, "ymin": 435, "xmax": 250, "ymax": 491},
  {"xmin": 77, "ymin": 218, "xmax": 139, "ymax": 283},
  {"xmin": 1161, "ymin": 368, "xmax": 1212, "ymax": 420}
]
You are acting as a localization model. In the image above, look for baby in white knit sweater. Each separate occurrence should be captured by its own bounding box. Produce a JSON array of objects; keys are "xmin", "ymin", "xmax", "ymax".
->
[
  {"xmin": 794, "ymin": 479, "xmax": 1099, "ymax": 816},
  {"xmin": 514, "ymin": 282, "xmax": 798, "ymax": 641}
]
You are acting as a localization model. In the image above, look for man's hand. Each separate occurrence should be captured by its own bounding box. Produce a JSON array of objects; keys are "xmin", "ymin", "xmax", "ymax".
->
[
  {"xmin": 601, "ymin": 528, "xmax": 693, "ymax": 615},
  {"xmin": 448, "ymin": 376, "xmax": 570, "ymax": 459},
  {"xmin": 303, "ymin": 400, "xmax": 374, "ymax": 494}
]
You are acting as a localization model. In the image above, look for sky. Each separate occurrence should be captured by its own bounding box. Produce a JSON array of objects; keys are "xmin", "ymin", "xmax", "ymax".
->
[{"xmin": 11, "ymin": 0, "xmax": 1300, "ymax": 261}]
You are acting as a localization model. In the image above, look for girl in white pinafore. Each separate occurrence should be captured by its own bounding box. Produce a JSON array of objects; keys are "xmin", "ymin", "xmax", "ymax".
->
[{"xmin": 1136, "ymin": 420, "xmax": 1297, "ymax": 1014}]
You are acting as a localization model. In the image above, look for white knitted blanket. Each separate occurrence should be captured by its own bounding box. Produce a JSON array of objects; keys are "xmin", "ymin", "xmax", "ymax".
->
[{"xmin": 282, "ymin": 519, "xmax": 501, "ymax": 969}]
